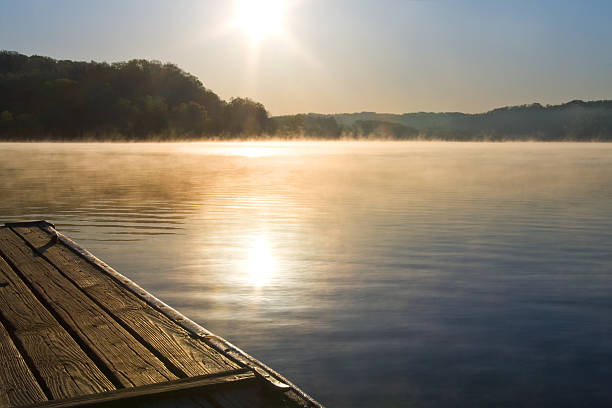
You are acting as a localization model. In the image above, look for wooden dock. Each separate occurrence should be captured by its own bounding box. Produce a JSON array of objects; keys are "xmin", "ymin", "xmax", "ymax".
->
[{"xmin": 0, "ymin": 221, "xmax": 322, "ymax": 408}]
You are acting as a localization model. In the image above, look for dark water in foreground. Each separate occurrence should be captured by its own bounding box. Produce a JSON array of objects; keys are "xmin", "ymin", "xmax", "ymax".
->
[{"xmin": 1, "ymin": 142, "xmax": 612, "ymax": 407}]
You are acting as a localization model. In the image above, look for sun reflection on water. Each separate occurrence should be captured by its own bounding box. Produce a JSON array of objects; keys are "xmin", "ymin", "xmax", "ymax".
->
[
  {"xmin": 230, "ymin": 146, "xmax": 274, "ymax": 157},
  {"xmin": 247, "ymin": 236, "xmax": 276, "ymax": 286},
  {"xmin": 176, "ymin": 142, "xmax": 278, "ymax": 157}
]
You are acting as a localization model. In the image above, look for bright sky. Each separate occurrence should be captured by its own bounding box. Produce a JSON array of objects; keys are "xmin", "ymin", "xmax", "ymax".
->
[{"xmin": 2, "ymin": 0, "xmax": 611, "ymax": 115}]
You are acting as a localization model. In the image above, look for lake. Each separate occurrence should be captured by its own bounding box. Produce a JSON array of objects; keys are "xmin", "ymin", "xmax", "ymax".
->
[{"xmin": 1, "ymin": 141, "xmax": 612, "ymax": 407}]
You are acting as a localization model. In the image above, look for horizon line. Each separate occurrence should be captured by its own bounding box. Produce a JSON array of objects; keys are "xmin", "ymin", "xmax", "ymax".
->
[{"xmin": 271, "ymin": 98, "xmax": 612, "ymax": 118}]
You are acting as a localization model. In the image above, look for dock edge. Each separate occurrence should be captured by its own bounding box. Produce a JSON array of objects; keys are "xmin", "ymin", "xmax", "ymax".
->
[{"xmin": 5, "ymin": 220, "xmax": 324, "ymax": 408}]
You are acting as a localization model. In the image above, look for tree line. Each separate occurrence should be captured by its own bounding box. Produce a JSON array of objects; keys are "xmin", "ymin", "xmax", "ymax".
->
[
  {"xmin": 0, "ymin": 51, "xmax": 268, "ymax": 139},
  {"xmin": 275, "ymin": 101, "xmax": 612, "ymax": 140},
  {"xmin": 2, "ymin": 51, "xmax": 611, "ymax": 141}
]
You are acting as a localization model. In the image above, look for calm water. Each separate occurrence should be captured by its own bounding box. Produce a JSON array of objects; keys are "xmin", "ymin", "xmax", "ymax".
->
[{"xmin": 1, "ymin": 142, "xmax": 612, "ymax": 407}]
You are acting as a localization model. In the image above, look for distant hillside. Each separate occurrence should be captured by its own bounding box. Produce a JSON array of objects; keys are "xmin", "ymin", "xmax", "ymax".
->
[
  {"xmin": 270, "ymin": 114, "xmax": 418, "ymax": 139},
  {"xmin": 2, "ymin": 51, "xmax": 611, "ymax": 141},
  {"xmin": 0, "ymin": 51, "xmax": 268, "ymax": 139},
  {"xmin": 273, "ymin": 101, "xmax": 612, "ymax": 140}
]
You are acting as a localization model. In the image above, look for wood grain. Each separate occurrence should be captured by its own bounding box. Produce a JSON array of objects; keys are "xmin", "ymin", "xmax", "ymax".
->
[
  {"xmin": 1, "ymin": 222, "xmax": 320, "ymax": 408},
  {"xmin": 13, "ymin": 226, "xmax": 240, "ymax": 378},
  {"xmin": 0, "ymin": 228, "xmax": 177, "ymax": 388},
  {"xmin": 26, "ymin": 370, "xmax": 255, "ymax": 408},
  {"xmin": 0, "ymin": 254, "xmax": 114, "ymax": 401},
  {"xmin": 0, "ymin": 319, "xmax": 47, "ymax": 407}
]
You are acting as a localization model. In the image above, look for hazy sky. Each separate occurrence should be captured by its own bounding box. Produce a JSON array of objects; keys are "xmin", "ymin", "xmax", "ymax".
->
[{"xmin": 2, "ymin": 0, "xmax": 612, "ymax": 115}]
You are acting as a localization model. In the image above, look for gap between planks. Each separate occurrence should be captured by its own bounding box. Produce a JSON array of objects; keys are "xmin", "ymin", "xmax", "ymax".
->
[
  {"xmin": 0, "ymin": 227, "xmax": 177, "ymax": 390},
  {"xmin": 3, "ymin": 222, "xmax": 322, "ymax": 408},
  {"xmin": 11, "ymin": 226, "xmax": 241, "ymax": 379},
  {"xmin": 0, "ymin": 251, "xmax": 115, "ymax": 401}
]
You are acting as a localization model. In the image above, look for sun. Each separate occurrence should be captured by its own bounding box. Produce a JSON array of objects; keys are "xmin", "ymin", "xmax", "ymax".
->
[{"xmin": 233, "ymin": 0, "xmax": 287, "ymax": 41}]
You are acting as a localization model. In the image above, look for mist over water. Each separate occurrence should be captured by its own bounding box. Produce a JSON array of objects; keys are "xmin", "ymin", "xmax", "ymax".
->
[{"xmin": 2, "ymin": 142, "xmax": 612, "ymax": 407}]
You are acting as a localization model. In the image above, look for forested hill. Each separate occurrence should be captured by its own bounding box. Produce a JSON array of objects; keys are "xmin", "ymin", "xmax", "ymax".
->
[
  {"xmin": 331, "ymin": 100, "xmax": 612, "ymax": 140},
  {"xmin": 273, "ymin": 100, "xmax": 612, "ymax": 140},
  {"xmin": 2, "ymin": 51, "xmax": 611, "ymax": 141},
  {"xmin": 0, "ymin": 51, "xmax": 268, "ymax": 139}
]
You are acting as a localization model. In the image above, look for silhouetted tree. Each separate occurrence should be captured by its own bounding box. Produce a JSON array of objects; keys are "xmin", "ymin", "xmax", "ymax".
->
[
  {"xmin": 0, "ymin": 51, "xmax": 270, "ymax": 139},
  {"xmin": 271, "ymin": 114, "xmax": 341, "ymax": 138},
  {"xmin": 224, "ymin": 98, "xmax": 268, "ymax": 135},
  {"xmin": 2, "ymin": 51, "xmax": 612, "ymax": 141}
]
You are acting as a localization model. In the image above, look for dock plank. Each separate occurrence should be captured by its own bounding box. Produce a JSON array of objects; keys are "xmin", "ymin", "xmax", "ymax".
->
[
  {"xmin": 77, "ymin": 374, "xmax": 301, "ymax": 408},
  {"xmin": 0, "ymin": 221, "xmax": 322, "ymax": 408},
  {"xmin": 13, "ymin": 226, "xmax": 241, "ymax": 378},
  {"xmin": 0, "ymin": 228, "xmax": 177, "ymax": 388},
  {"xmin": 0, "ymin": 254, "xmax": 114, "ymax": 401},
  {"xmin": 27, "ymin": 370, "xmax": 255, "ymax": 408},
  {"xmin": 0, "ymin": 320, "xmax": 47, "ymax": 407}
]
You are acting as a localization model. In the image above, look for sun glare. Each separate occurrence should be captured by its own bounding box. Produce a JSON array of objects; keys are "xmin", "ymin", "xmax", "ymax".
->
[
  {"xmin": 230, "ymin": 146, "xmax": 273, "ymax": 157},
  {"xmin": 234, "ymin": 0, "xmax": 287, "ymax": 41},
  {"xmin": 247, "ymin": 237, "xmax": 276, "ymax": 286}
]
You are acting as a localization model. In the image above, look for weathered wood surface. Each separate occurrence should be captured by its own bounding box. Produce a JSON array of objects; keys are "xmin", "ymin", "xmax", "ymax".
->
[
  {"xmin": 28, "ymin": 369, "xmax": 255, "ymax": 408},
  {"xmin": 0, "ymin": 221, "xmax": 320, "ymax": 408},
  {"xmin": 0, "ymin": 228, "xmax": 177, "ymax": 388},
  {"xmin": 0, "ymin": 321, "xmax": 46, "ymax": 407},
  {"xmin": 0, "ymin": 254, "xmax": 114, "ymax": 400},
  {"xmin": 81, "ymin": 376, "xmax": 301, "ymax": 408},
  {"xmin": 102, "ymin": 377, "xmax": 306, "ymax": 408},
  {"xmin": 13, "ymin": 226, "xmax": 240, "ymax": 379}
]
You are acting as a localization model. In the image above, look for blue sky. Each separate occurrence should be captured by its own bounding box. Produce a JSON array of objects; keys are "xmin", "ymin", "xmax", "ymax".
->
[{"xmin": 2, "ymin": 0, "xmax": 611, "ymax": 115}]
